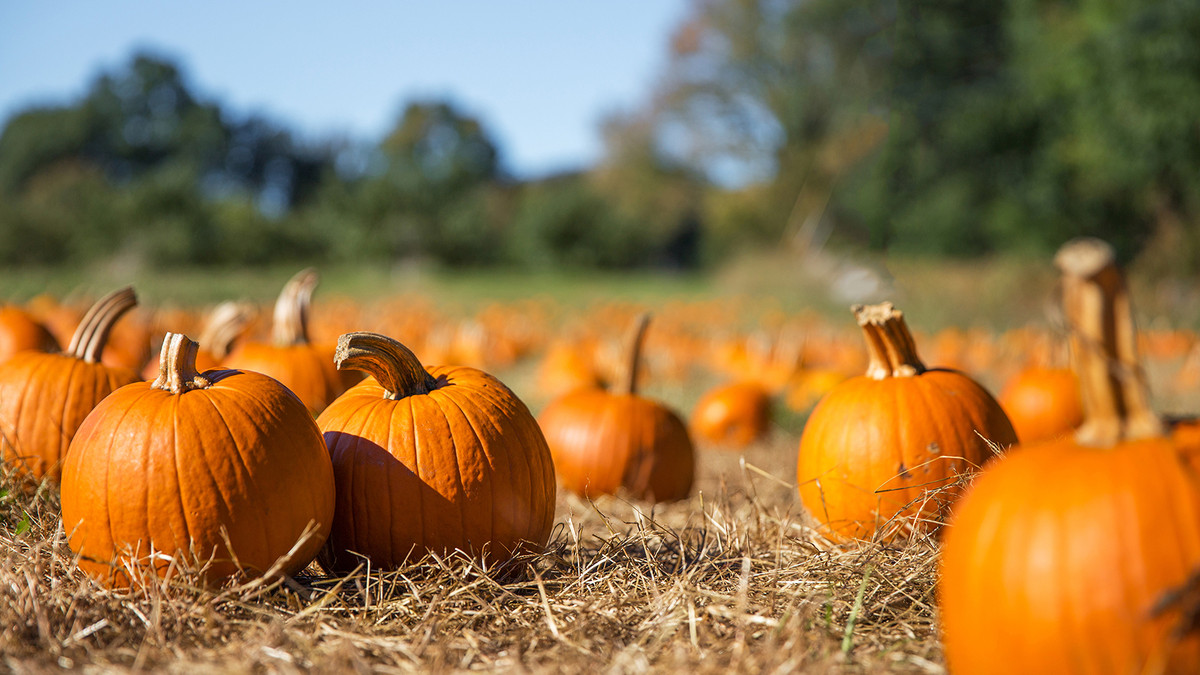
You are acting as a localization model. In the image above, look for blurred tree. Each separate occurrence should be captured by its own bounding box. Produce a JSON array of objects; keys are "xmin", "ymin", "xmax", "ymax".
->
[
  {"xmin": 364, "ymin": 100, "xmax": 506, "ymax": 263},
  {"xmin": 592, "ymin": 109, "xmax": 706, "ymax": 268},
  {"xmin": 507, "ymin": 173, "xmax": 648, "ymax": 269},
  {"xmin": 652, "ymin": 0, "xmax": 895, "ymax": 250}
]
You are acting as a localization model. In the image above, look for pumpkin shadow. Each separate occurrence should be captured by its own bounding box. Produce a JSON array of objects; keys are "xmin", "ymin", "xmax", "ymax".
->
[{"xmin": 318, "ymin": 432, "xmax": 540, "ymax": 578}]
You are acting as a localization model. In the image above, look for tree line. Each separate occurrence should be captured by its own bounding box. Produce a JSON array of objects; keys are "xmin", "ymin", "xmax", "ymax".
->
[{"xmin": 2, "ymin": 0, "xmax": 1197, "ymax": 271}]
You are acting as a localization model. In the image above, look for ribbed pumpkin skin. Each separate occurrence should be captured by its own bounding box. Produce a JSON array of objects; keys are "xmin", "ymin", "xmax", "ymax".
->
[
  {"xmin": 60, "ymin": 368, "xmax": 335, "ymax": 586},
  {"xmin": 998, "ymin": 367, "xmax": 1083, "ymax": 443},
  {"xmin": 940, "ymin": 438, "xmax": 1200, "ymax": 674},
  {"xmin": 223, "ymin": 342, "xmax": 342, "ymax": 415},
  {"xmin": 0, "ymin": 306, "xmax": 57, "ymax": 364},
  {"xmin": 0, "ymin": 353, "xmax": 138, "ymax": 481},
  {"xmin": 317, "ymin": 366, "xmax": 556, "ymax": 571},
  {"xmin": 690, "ymin": 380, "xmax": 771, "ymax": 448},
  {"xmin": 539, "ymin": 388, "xmax": 695, "ymax": 502},
  {"xmin": 797, "ymin": 369, "xmax": 1016, "ymax": 542}
]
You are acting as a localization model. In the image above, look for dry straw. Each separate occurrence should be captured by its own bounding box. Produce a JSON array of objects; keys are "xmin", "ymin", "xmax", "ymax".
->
[{"xmin": 2, "ymin": 442, "xmax": 947, "ymax": 674}]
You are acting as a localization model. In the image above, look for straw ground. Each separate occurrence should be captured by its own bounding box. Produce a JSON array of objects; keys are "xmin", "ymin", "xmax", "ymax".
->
[{"xmin": 2, "ymin": 436, "xmax": 948, "ymax": 674}]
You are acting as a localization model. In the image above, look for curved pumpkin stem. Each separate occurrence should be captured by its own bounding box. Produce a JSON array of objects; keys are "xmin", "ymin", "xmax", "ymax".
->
[
  {"xmin": 620, "ymin": 312, "xmax": 652, "ymax": 396},
  {"xmin": 271, "ymin": 268, "xmax": 318, "ymax": 348},
  {"xmin": 335, "ymin": 332, "xmax": 437, "ymax": 400},
  {"xmin": 853, "ymin": 302, "xmax": 926, "ymax": 380},
  {"xmin": 151, "ymin": 333, "xmax": 211, "ymax": 395},
  {"xmin": 198, "ymin": 301, "xmax": 255, "ymax": 360},
  {"xmin": 1055, "ymin": 237, "xmax": 1162, "ymax": 446},
  {"xmin": 66, "ymin": 286, "xmax": 138, "ymax": 364}
]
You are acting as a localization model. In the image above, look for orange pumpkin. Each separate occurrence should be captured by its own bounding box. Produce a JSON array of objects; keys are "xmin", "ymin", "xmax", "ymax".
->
[
  {"xmin": 690, "ymin": 380, "xmax": 771, "ymax": 448},
  {"xmin": 998, "ymin": 366, "xmax": 1083, "ymax": 443},
  {"xmin": 60, "ymin": 333, "xmax": 335, "ymax": 586},
  {"xmin": 316, "ymin": 332, "xmax": 556, "ymax": 571},
  {"xmin": 940, "ymin": 238, "xmax": 1200, "ymax": 674},
  {"xmin": 0, "ymin": 303, "xmax": 58, "ymax": 364},
  {"xmin": 223, "ymin": 268, "xmax": 345, "ymax": 415},
  {"xmin": 0, "ymin": 287, "xmax": 141, "ymax": 482},
  {"xmin": 538, "ymin": 314, "xmax": 695, "ymax": 503},
  {"xmin": 796, "ymin": 303, "xmax": 1017, "ymax": 543}
]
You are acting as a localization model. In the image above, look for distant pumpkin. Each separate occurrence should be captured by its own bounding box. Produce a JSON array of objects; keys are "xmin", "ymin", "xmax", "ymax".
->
[
  {"xmin": 539, "ymin": 313, "xmax": 695, "ymax": 503},
  {"xmin": 0, "ymin": 303, "xmax": 57, "ymax": 364},
  {"xmin": 998, "ymin": 367, "xmax": 1083, "ymax": 443},
  {"xmin": 690, "ymin": 380, "xmax": 771, "ymax": 448},
  {"xmin": 223, "ymin": 268, "xmax": 346, "ymax": 414}
]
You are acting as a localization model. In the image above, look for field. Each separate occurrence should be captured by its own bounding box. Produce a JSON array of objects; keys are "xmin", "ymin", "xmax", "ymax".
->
[{"xmin": 4, "ymin": 248, "xmax": 1200, "ymax": 673}]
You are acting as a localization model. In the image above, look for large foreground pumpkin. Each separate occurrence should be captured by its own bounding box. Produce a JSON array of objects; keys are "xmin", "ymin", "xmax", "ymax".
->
[
  {"xmin": 538, "ymin": 313, "xmax": 695, "ymax": 503},
  {"xmin": 796, "ymin": 303, "xmax": 1016, "ymax": 542},
  {"xmin": 939, "ymin": 238, "xmax": 1200, "ymax": 674},
  {"xmin": 317, "ymin": 332, "xmax": 556, "ymax": 571},
  {"xmin": 0, "ymin": 287, "xmax": 140, "ymax": 481},
  {"xmin": 61, "ymin": 333, "xmax": 335, "ymax": 586}
]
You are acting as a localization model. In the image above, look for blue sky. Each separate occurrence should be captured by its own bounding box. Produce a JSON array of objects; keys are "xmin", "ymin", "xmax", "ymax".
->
[{"xmin": 0, "ymin": 2, "xmax": 691, "ymax": 179}]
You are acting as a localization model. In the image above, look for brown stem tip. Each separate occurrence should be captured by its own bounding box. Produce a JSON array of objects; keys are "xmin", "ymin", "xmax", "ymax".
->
[
  {"xmin": 151, "ymin": 332, "xmax": 211, "ymax": 395},
  {"xmin": 853, "ymin": 302, "xmax": 926, "ymax": 380},
  {"xmin": 335, "ymin": 331, "xmax": 438, "ymax": 400}
]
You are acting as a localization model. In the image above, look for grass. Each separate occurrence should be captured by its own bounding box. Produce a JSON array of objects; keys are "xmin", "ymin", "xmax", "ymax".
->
[{"xmin": 5, "ymin": 247, "xmax": 1198, "ymax": 331}]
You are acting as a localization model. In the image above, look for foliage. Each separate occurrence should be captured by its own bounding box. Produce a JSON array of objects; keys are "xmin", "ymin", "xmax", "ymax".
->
[{"xmin": 3, "ymin": 2, "xmax": 1199, "ymax": 270}]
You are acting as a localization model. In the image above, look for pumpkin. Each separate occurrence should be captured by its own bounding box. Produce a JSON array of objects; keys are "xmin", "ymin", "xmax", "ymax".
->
[
  {"xmin": 316, "ymin": 332, "xmax": 556, "ymax": 571},
  {"xmin": 939, "ymin": 237, "xmax": 1200, "ymax": 674},
  {"xmin": 538, "ymin": 313, "xmax": 695, "ymax": 503},
  {"xmin": 60, "ymin": 333, "xmax": 335, "ymax": 586},
  {"xmin": 222, "ymin": 268, "xmax": 345, "ymax": 415},
  {"xmin": 0, "ymin": 303, "xmax": 58, "ymax": 364},
  {"xmin": 998, "ymin": 366, "xmax": 1084, "ymax": 443},
  {"xmin": 690, "ymin": 380, "xmax": 771, "ymax": 448},
  {"xmin": 0, "ymin": 287, "xmax": 141, "ymax": 482},
  {"xmin": 796, "ymin": 303, "xmax": 1017, "ymax": 543}
]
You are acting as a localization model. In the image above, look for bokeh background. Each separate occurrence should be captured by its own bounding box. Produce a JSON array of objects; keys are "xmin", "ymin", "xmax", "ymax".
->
[{"xmin": 2, "ymin": 0, "xmax": 1198, "ymax": 286}]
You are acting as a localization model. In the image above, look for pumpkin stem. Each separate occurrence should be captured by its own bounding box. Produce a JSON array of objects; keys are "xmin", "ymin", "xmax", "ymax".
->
[
  {"xmin": 198, "ymin": 301, "xmax": 255, "ymax": 360},
  {"xmin": 335, "ymin": 332, "xmax": 437, "ymax": 400},
  {"xmin": 1055, "ymin": 237, "xmax": 1162, "ymax": 446},
  {"xmin": 620, "ymin": 312, "xmax": 652, "ymax": 396},
  {"xmin": 66, "ymin": 286, "xmax": 138, "ymax": 364},
  {"xmin": 271, "ymin": 268, "xmax": 318, "ymax": 348},
  {"xmin": 853, "ymin": 303, "xmax": 926, "ymax": 380},
  {"xmin": 151, "ymin": 333, "xmax": 211, "ymax": 394}
]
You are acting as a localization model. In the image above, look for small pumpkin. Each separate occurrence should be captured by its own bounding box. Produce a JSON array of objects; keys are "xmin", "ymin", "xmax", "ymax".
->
[
  {"xmin": 796, "ymin": 303, "xmax": 1017, "ymax": 543},
  {"xmin": 0, "ymin": 287, "xmax": 141, "ymax": 481},
  {"xmin": 316, "ymin": 332, "xmax": 556, "ymax": 571},
  {"xmin": 0, "ymin": 303, "xmax": 58, "ymax": 364},
  {"xmin": 939, "ymin": 237, "xmax": 1200, "ymax": 674},
  {"xmin": 60, "ymin": 332, "xmax": 335, "ymax": 586},
  {"xmin": 690, "ymin": 380, "xmax": 771, "ymax": 449},
  {"xmin": 223, "ymin": 268, "xmax": 345, "ymax": 415},
  {"xmin": 538, "ymin": 313, "xmax": 695, "ymax": 503},
  {"xmin": 998, "ymin": 366, "xmax": 1083, "ymax": 443}
]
